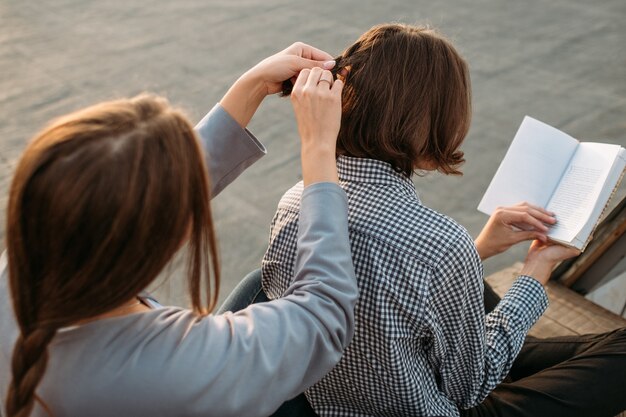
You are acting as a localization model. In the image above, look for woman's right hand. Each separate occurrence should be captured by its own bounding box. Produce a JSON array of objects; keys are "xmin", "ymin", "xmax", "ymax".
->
[
  {"xmin": 246, "ymin": 42, "xmax": 336, "ymax": 96},
  {"xmin": 520, "ymin": 241, "xmax": 580, "ymax": 286},
  {"xmin": 290, "ymin": 67, "xmax": 344, "ymax": 186},
  {"xmin": 475, "ymin": 202, "xmax": 556, "ymax": 260},
  {"xmin": 220, "ymin": 42, "xmax": 335, "ymax": 128}
]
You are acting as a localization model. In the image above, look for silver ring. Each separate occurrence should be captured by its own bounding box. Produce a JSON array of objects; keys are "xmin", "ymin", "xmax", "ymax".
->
[{"xmin": 318, "ymin": 78, "xmax": 333, "ymax": 85}]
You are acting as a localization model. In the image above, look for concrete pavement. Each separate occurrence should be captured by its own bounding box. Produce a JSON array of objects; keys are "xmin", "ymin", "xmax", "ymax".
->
[{"xmin": 1, "ymin": 0, "xmax": 624, "ymax": 306}]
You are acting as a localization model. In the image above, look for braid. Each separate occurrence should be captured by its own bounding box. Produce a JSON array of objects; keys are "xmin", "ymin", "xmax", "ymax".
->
[
  {"xmin": 5, "ymin": 94, "xmax": 216, "ymax": 415},
  {"xmin": 5, "ymin": 327, "xmax": 56, "ymax": 417}
]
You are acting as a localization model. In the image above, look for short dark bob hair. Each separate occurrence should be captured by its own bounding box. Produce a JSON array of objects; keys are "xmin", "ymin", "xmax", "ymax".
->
[{"xmin": 332, "ymin": 23, "xmax": 472, "ymax": 177}]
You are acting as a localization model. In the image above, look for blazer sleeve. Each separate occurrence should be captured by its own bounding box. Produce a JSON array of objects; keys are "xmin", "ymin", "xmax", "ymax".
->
[
  {"xmin": 194, "ymin": 104, "xmax": 267, "ymax": 198},
  {"xmin": 144, "ymin": 183, "xmax": 358, "ymax": 417}
]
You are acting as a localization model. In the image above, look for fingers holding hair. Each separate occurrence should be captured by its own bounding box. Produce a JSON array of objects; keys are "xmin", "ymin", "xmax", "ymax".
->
[
  {"xmin": 284, "ymin": 42, "xmax": 334, "ymax": 62},
  {"xmin": 304, "ymin": 68, "xmax": 335, "ymax": 90},
  {"xmin": 290, "ymin": 66, "xmax": 343, "ymax": 185},
  {"xmin": 305, "ymin": 67, "xmax": 325, "ymax": 90}
]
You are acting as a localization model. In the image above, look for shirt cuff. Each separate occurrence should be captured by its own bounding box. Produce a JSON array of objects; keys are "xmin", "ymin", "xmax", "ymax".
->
[{"xmin": 491, "ymin": 275, "xmax": 549, "ymax": 332}]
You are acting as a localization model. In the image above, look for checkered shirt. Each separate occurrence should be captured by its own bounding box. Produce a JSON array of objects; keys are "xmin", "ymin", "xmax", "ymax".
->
[{"xmin": 262, "ymin": 155, "xmax": 549, "ymax": 417}]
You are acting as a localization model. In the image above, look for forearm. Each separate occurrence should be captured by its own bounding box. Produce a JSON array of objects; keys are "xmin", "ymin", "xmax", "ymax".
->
[
  {"xmin": 301, "ymin": 145, "xmax": 339, "ymax": 185},
  {"xmin": 519, "ymin": 258, "xmax": 558, "ymax": 285},
  {"xmin": 219, "ymin": 71, "xmax": 267, "ymax": 128},
  {"xmin": 474, "ymin": 235, "xmax": 497, "ymax": 261}
]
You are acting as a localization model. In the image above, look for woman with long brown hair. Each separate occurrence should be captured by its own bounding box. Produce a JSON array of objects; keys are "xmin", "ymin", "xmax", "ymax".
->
[{"xmin": 0, "ymin": 43, "xmax": 358, "ymax": 417}]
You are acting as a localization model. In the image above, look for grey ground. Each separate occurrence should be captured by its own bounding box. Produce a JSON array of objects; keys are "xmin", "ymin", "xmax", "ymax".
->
[{"xmin": 1, "ymin": 0, "xmax": 625, "ymax": 307}]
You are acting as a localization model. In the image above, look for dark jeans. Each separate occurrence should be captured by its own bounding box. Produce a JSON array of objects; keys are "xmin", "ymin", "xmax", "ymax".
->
[
  {"xmin": 461, "ymin": 330, "xmax": 626, "ymax": 417},
  {"xmin": 220, "ymin": 271, "xmax": 626, "ymax": 417},
  {"xmin": 217, "ymin": 269, "xmax": 269, "ymax": 314}
]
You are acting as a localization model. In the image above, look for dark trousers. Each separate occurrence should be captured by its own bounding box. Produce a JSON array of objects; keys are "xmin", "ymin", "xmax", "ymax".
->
[
  {"xmin": 220, "ymin": 271, "xmax": 626, "ymax": 417},
  {"xmin": 462, "ymin": 284, "xmax": 626, "ymax": 417}
]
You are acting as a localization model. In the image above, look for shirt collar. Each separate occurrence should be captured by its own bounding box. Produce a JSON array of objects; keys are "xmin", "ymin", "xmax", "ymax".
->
[{"xmin": 337, "ymin": 155, "xmax": 418, "ymax": 198}]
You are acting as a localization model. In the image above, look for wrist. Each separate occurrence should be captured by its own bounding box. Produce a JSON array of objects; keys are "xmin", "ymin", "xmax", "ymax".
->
[
  {"xmin": 301, "ymin": 146, "xmax": 338, "ymax": 186},
  {"xmin": 220, "ymin": 71, "xmax": 267, "ymax": 128},
  {"xmin": 520, "ymin": 258, "xmax": 555, "ymax": 286},
  {"xmin": 300, "ymin": 139, "xmax": 336, "ymax": 156},
  {"xmin": 474, "ymin": 233, "xmax": 505, "ymax": 261},
  {"xmin": 474, "ymin": 237, "xmax": 494, "ymax": 261},
  {"xmin": 238, "ymin": 69, "xmax": 269, "ymax": 101}
]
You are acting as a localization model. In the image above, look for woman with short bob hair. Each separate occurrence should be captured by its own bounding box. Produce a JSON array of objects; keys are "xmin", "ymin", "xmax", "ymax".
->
[
  {"xmin": 263, "ymin": 24, "xmax": 626, "ymax": 417},
  {"xmin": 334, "ymin": 23, "xmax": 471, "ymax": 176},
  {"xmin": 0, "ymin": 43, "xmax": 358, "ymax": 417}
]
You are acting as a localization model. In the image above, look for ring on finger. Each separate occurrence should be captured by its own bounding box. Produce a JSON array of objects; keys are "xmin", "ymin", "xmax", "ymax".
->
[{"xmin": 318, "ymin": 77, "xmax": 333, "ymax": 86}]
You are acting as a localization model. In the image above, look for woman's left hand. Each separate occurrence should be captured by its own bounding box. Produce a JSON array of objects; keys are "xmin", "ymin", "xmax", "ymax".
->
[
  {"xmin": 520, "ymin": 240, "xmax": 580, "ymax": 286},
  {"xmin": 474, "ymin": 202, "xmax": 556, "ymax": 260},
  {"xmin": 247, "ymin": 42, "xmax": 336, "ymax": 95},
  {"xmin": 221, "ymin": 42, "xmax": 335, "ymax": 128}
]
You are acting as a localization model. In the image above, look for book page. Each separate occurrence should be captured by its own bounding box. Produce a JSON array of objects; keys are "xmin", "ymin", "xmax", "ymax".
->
[
  {"xmin": 478, "ymin": 116, "xmax": 579, "ymax": 215},
  {"xmin": 560, "ymin": 147, "xmax": 626, "ymax": 249},
  {"xmin": 546, "ymin": 142, "xmax": 624, "ymax": 243}
]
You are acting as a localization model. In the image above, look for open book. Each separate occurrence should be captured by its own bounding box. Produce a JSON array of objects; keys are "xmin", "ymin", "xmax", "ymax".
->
[{"xmin": 478, "ymin": 116, "xmax": 626, "ymax": 250}]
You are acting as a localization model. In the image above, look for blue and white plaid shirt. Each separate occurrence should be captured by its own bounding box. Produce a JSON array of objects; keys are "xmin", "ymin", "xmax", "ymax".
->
[{"xmin": 262, "ymin": 155, "xmax": 548, "ymax": 416}]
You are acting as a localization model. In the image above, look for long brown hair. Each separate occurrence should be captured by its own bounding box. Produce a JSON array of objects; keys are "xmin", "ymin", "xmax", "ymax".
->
[
  {"xmin": 333, "ymin": 23, "xmax": 472, "ymax": 177},
  {"xmin": 5, "ymin": 94, "xmax": 220, "ymax": 417}
]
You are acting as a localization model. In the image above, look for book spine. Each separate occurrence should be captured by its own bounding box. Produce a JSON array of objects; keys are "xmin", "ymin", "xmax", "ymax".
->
[{"xmin": 581, "ymin": 160, "xmax": 626, "ymax": 251}]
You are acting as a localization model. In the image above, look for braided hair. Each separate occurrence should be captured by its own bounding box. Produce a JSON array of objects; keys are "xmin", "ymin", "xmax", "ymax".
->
[{"xmin": 5, "ymin": 94, "xmax": 220, "ymax": 416}]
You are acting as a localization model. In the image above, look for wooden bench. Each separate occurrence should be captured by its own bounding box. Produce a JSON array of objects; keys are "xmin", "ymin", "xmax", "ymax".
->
[
  {"xmin": 486, "ymin": 262, "xmax": 626, "ymax": 337},
  {"xmin": 486, "ymin": 263, "xmax": 626, "ymax": 417}
]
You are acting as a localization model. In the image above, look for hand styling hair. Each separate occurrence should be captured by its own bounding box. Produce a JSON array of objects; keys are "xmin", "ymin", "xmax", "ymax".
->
[{"xmin": 5, "ymin": 95, "xmax": 219, "ymax": 417}]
